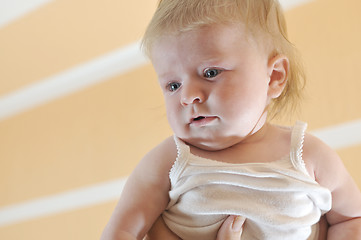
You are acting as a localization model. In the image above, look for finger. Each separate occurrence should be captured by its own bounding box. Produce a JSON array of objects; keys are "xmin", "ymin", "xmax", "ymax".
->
[
  {"xmin": 216, "ymin": 215, "xmax": 246, "ymax": 240},
  {"xmin": 232, "ymin": 216, "xmax": 245, "ymax": 233}
]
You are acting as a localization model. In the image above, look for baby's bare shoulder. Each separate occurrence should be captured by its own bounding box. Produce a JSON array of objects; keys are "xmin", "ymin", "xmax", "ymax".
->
[
  {"xmin": 142, "ymin": 136, "xmax": 178, "ymax": 169},
  {"xmin": 302, "ymin": 133, "xmax": 339, "ymax": 181},
  {"xmin": 302, "ymin": 133, "xmax": 361, "ymax": 228}
]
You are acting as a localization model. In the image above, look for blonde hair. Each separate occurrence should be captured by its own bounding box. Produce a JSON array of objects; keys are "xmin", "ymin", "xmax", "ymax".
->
[{"xmin": 142, "ymin": 0, "xmax": 305, "ymax": 119}]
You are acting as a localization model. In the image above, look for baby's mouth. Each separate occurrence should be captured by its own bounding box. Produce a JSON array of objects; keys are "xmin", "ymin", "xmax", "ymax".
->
[
  {"xmin": 193, "ymin": 116, "xmax": 206, "ymax": 121},
  {"xmin": 190, "ymin": 116, "xmax": 218, "ymax": 126}
]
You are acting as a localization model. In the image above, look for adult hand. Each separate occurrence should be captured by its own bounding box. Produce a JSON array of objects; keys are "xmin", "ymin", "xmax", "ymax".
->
[{"xmin": 216, "ymin": 215, "xmax": 246, "ymax": 240}]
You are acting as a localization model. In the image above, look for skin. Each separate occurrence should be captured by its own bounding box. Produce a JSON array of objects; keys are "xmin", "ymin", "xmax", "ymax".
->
[
  {"xmin": 145, "ymin": 215, "xmax": 245, "ymax": 240},
  {"xmin": 153, "ymin": 24, "xmax": 277, "ymax": 152},
  {"xmin": 101, "ymin": 23, "xmax": 361, "ymax": 240}
]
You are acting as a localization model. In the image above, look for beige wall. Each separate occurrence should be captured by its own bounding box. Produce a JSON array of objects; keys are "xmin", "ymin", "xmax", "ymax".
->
[{"xmin": 0, "ymin": 0, "xmax": 360, "ymax": 239}]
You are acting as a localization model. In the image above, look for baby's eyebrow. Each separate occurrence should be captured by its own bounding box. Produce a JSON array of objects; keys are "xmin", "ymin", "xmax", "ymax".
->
[
  {"xmin": 157, "ymin": 73, "xmax": 177, "ymax": 83},
  {"xmin": 200, "ymin": 57, "xmax": 223, "ymax": 65},
  {"xmin": 157, "ymin": 72, "xmax": 173, "ymax": 79},
  {"xmin": 198, "ymin": 58, "xmax": 233, "ymax": 70}
]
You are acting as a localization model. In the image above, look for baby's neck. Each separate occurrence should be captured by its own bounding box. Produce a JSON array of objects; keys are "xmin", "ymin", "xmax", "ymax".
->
[{"xmin": 186, "ymin": 123, "xmax": 291, "ymax": 165}]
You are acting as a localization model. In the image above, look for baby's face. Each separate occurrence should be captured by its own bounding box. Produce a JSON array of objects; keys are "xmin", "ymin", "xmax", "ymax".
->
[{"xmin": 151, "ymin": 24, "xmax": 274, "ymax": 151}]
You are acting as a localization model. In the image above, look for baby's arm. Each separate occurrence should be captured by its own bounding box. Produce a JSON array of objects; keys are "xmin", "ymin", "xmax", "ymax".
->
[
  {"xmin": 100, "ymin": 137, "xmax": 177, "ymax": 240},
  {"xmin": 303, "ymin": 134, "xmax": 361, "ymax": 239}
]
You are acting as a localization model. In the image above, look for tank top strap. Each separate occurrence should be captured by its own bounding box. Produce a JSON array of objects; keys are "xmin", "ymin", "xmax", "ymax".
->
[
  {"xmin": 290, "ymin": 121, "xmax": 310, "ymax": 176},
  {"xmin": 169, "ymin": 136, "xmax": 191, "ymax": 186}
]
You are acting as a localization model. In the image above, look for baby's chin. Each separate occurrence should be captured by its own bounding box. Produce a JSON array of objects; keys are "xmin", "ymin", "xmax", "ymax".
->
[{"xmin": 178, "ymin": 135, "xmax": 245, "ymax": 152}]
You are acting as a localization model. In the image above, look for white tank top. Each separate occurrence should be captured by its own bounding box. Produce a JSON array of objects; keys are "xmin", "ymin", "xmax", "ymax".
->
[{"xmin": 162, "ymin": 121, "xmax": 332, "ymax": 240}]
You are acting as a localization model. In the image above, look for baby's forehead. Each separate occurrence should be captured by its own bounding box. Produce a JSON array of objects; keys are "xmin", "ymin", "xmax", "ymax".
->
[
  {"xmin": 150, "ymin": 24, "xmax": 273, "ymax": 75},
  {"xmin": 151, "ymin": 23, "xmax": 270, "ymax": 55}
]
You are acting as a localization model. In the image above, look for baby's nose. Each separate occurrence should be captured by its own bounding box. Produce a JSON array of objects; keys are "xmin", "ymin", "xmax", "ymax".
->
[{"xmin": 180, "ymin": 83, "xmax": 205, "ymax": 106}]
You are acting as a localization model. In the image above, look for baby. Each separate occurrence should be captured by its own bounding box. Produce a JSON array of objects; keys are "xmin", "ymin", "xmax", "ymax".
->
[{"xmin": 101, "ymin": 0, "xmax": 361, "ymax": 239}]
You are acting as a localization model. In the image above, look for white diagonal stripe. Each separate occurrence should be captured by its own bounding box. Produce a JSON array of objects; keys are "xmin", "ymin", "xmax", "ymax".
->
[
  {"xmin": 0, "ymin": 0, "xmax": 55, "ymax": 28},
  {"xmin": 0, "ymin": 178, "xmax": 127, "ymax": 227},
  {"xmin": 312, "ymin": 119, "xmax": 361, "ymax": 150},
  {"xmin": 0, "ymin": 41, "xmax": 149, "ymax": 121},
  {"xmin": 279, "ymin": 0, "xmax": 314, "ymax": 10}
]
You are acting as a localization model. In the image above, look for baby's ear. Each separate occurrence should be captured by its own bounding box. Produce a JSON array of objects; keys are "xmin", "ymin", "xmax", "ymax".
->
[{"xmin": 267, "ymin": 54, "xmax": 289, "ymax": 99}]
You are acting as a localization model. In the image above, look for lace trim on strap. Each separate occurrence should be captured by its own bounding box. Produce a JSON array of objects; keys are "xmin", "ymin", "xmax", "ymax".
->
[
  {"xmin": 290, "ymin": 121, "xmax": 310, "ymax": 176},
  {"xmin": 169, "ymin": 136, "xmax": 190, "ymax": 187}
]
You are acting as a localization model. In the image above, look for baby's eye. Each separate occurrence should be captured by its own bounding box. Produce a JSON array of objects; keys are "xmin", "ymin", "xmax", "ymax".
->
[
  {"xmin": 167, "ymin": 82, "xmax": 181, "ymax": 92},
  {"xmin": 203, "ymin": 68, "xmax": 222, "ymax": 78}
]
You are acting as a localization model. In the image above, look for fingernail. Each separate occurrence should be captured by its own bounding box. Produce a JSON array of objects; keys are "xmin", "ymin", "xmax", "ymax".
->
[{"xmin": 232, "ymin": 216, "xmax": 245, "ymax": 231}]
